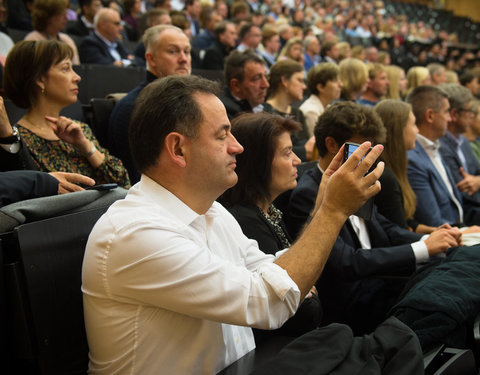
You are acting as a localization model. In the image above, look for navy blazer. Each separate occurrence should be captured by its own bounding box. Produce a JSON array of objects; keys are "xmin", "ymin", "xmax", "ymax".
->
[
  {"xmin": 439, "ymin": 133, "xmax": 480, "ymax": 204},
  {"xmin": 79, "ymin": 33, "xmax": 130, "ymax": 65},
  {"xmin": 407, "ymin": 141, "xmax": 463, "ymax": 226},
  {"xmin": 286, "ymin": 166, "xmax": 421, "ymax": 332}
]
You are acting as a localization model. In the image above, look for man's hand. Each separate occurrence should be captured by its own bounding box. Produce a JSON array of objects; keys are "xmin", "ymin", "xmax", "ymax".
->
[
  {"xmin": 317, "ymin": 142, "xmax": 384, "ymax": 220},
  {"xmin": 424, "ymin": 228, "xmax": 459, "ymax": 256},
  {"xmin": 456, "ymin": 167, "xmax": 480, "ymax": 195},
  {"xmin": 49, "ymin": 172, "xmax": 95, "ymax": 194}
]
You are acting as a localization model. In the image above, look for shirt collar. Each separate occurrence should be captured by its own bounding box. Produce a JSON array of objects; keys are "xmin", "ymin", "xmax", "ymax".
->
[
  {"xmin": 445, "ymin": 130, "xmax": 464, "ymax": 147},
  {"xmin": 416, "ymin": 133, "xmax": 440, "ymax": 152},
  {"xmin": 95, "ymin": 30, "xmax": 117, "ymax": 48}
]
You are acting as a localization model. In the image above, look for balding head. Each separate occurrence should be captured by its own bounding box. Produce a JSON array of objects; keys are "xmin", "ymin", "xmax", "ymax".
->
[{"xmin": 94, "ymin": 8, "xmax": 123, "ymax": 41}]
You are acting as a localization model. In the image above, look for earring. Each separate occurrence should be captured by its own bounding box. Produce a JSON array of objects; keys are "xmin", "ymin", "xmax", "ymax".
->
[{"xmin": 41, "ymin": 87, "xmax": 45, "ymax": 95}]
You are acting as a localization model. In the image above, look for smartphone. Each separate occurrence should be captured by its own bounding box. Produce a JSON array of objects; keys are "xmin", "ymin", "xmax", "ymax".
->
[
  {"xmin": 343, "ymin": 142, "xmax": 375, "ymax": 220},
  {"xmin": 87, "ymin": 183, "xmax": 118, "ymax": 191}
]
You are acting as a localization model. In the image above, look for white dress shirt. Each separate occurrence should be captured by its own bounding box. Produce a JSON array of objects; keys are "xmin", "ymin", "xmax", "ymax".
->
[
  {"xmin": 82, "ymin": 175, "xmax": 300, "ymax": 375},
  {"xmin": 299, "ymin": 94, "xmax": 325, "ymax": 137}
]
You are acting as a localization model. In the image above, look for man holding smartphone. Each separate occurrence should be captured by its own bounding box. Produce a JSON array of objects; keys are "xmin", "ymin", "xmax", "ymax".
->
[
  {"xmin": 286, "ymin": 101, "xmax": 461, "ymax": 335},
  {"xmin": 82, "ymin": 76, "xmax": 386, "ymax": 374}
]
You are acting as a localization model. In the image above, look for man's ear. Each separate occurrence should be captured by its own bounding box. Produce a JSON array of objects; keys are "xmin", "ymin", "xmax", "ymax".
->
[
  {"xmin": 324, "ymin": 136, "xmax": 340, "ymax": 155},
  {"xmin": 164, "ymin": 132, "xmax": 188, "ymax": 168},
  {"xmin": 230, "ymin": 78, "xmax": 241, "ymax": 96},
  {"xmin": 450, "ymin": 108, "xmax": 459, "ymax": 122},
  {"xmin": 145, "ymin": 51, "xmax": 155, "ymax": 69},
  {"xmin": 425, "ymin": 108, "xmax": 435, "ymax": 124}
]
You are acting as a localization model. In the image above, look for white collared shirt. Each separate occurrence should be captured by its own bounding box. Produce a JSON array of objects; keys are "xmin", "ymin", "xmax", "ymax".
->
[{"xmin": 82, "ymin": 175, "xmax": 300, "ymax": 375}]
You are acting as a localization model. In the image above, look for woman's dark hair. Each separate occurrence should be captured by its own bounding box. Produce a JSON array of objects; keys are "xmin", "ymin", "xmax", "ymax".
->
[
  {"xmin": 32, "ymin": 0, "xmax": 68, "ymax": 31},
  {"xmin": 220, "ymin": 112, "xmax": 300, "ymax": 208},
  {"xmin": 267, "ymin": 58, "xmax": 304, "ymax": 98},
  {"xmin": 4, "ymin": 40, "xmax": 74, "ymax": 108}
]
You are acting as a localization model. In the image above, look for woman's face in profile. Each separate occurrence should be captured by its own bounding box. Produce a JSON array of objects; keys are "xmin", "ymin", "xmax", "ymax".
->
[
  {"xmin": 403, "ymin": 111, "xmax": 418, "ymax": 151},
  {"xmin": 269, "ymin": 132, "xmax": 301, "ymax": 199},
  {"xmin": 40, "ymin": 58, "xmax": 81, "ymax": 107},
  {"xmin": 285, "ymin": 71, "xmax": 306, "ymax": 102},
  {"xmin": 47, "ymin": 9, "xmax": 68, "ymax": 33}
]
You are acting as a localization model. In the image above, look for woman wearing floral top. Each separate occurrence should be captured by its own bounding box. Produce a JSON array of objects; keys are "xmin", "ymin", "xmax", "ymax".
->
[{"xmin": 2, "ymin": 40, "xmax": 130, "ymax": 188}]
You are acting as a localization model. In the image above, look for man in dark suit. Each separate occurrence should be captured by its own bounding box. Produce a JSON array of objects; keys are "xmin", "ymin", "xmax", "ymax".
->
[
  {"xmin": 108, "ymin": 25, "xmax": 191, "ymax": 183},
  {"xmin": 66, "ymin": 0, "xmax": 102, "ymax": 37},
  {"xmin": 407, "ymin": 85, "xmax": 480, "ymax": 226},
  {"xmin": 79, "ymin": 8, "xmax": 134, "ymax": 66},
  {"xmin": 202, "ymin": 20, "xmax": 236, "ymax": 70},
  {"xmin": 285, "ymin": 101, "xmax": 460, "ymax": 334},
  {"xmin": 219, "ymin": 49, "xmax": 269, "ymax": 120}
]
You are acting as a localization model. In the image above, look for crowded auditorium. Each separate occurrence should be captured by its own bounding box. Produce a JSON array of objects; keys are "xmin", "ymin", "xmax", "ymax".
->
[{"xmin": 1, "ymin": 0, "xmax": 480, "ymax": 373}]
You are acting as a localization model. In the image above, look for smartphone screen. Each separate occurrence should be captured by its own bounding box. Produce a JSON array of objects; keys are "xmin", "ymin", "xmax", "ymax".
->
[{"xmin": 344, "ymin": 142, "xmax": 360, "ymax": 162}]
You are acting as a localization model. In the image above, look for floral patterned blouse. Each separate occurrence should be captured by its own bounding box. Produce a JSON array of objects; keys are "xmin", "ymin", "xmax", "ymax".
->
[{"xmin": 17, "ymin": 121, "xmax": 130, "ymax": 189}]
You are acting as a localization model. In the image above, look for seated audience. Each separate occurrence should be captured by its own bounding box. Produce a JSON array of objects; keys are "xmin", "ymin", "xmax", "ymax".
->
[
  {"xmin": 303, "ymin": 35, "xmax": 321, "ymax": 72},
  {"xmin": 201, "ymin": 20, "xmax": 237, "ymax": 70},
  {"xmin": 285, "ymin": 101, "xmax": 459, "ymax": 334},
  {"xmin": 338, "ymin": 57, "xmax": 368, "ymax": 101},
  {"xmin": 219, "ymin": 112, "xmax": 321, "ymax": 342},
  {"xmin": 385, "ymin": 65, "xmax": 407, "ymax": 100},
  {"xmin": 192, "ymin": 7, "xmax": 222, "ymax": 50},
  {"xmin": 108, "ymin": 25, "xmax": 191, "ymax": 183},
  {"xmin": 122, "ymin": 0, "xmax": 142, "ymax": 41},
  {"xmin": 0, "ymin": 170, "xmax": 95, "ymax": 207},
  {"xmin": 277, "ymin": 37, "xmax": 303, "ymax": 65},
  {"xmin": 299, "ymin": 62, "xmax": 341, "ymax": 137},
  {"xmin": 25, "ymin": 0, "xmax": 80, "ymax": 65},
  {"xmin": 219, "ymin": 49, "xmax": 269, "ymax": 119},
  {"xmin": 357, "ymin": 63, "xmax": 389, "ymax": 106},
  {"xmin": 407, "ymin": 85, "xmax": 480, "ymax": 226},
  {"xmin": 263, "ymin": 59, "xmax": 312, "ymax": 161},
  {"xmin": 322, "ymin": 41, "xmax": 339, "ymax": 64},
  {"xmin": 184, "ymin": 0, "xmax": 200, "ymax": 37},
  {"xmin": 82, "ymin": 74, "xmax": 385, "ymax": 374},
  {"xmin": 460, "ymin": 72, "xmax": 480, "ymax": 97},
  {"xmin": 79, "ymin": 8, "xmax": 134, "ymax": 66},
  {"xmin": 438, "ymin": 83, "xmax": 480, "ymax": 202},
  {"xmin": 465, "ymin": 100, "xmax": 480, "ymax": 162},
  {"xmin": 427, "ymin": 63, "xmax": 447, "ymax": 86},
  {"xmin": 236, "ymin": 22, "xmax": 262, "ymax": 54},
  {"xmin": 260, "ymin": 26, "xmax": 280, "ymax": 69},
  {"xmin": 2, "ymin": 40, "xmax": 129, "ymax": 188},
  {"xmin": 66, "ymin": 0, "xmax": 102, "ymax": 36},
  {"xmin": 406, "ymin": 66, "xmax": 431, "ymax": 95}
]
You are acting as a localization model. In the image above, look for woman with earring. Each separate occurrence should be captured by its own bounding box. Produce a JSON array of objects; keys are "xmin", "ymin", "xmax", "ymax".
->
[{"xmin": 1, "ymin": 40, "xmax": 130, "ymax": 188}]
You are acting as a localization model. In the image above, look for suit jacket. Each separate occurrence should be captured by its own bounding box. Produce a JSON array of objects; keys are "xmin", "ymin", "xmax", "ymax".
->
[
  {"xmin": 202, "ymin": 39, "xmax": 230, "ymax": 70},
  {"xmin": 66, "ymin": 17, "xmax": 91, "ymax": 37},
  {"xmin": 79, "ymin": 33, "xmax": 130, "ymax": 65},
  {"xmin": 107, "ymin": 70, "xmax": 158, "ymax": 184},
  {"xmin": 286, "ymin": 166, "xmax": 420, "ymax": 333},
  {"xmin": 219, "ymin": 87, "xmax": 253, "ymax": 120},
  {"xmin": 0, "ymin": 170, "xmax": 58, "ymax": 207},
  {"xmin": 407, "ymin": 141, "xmax": 463, "ymax": 226},
  {"xmin": 439, "ymin": 133, "xmax": 480, "ymax": 204}
]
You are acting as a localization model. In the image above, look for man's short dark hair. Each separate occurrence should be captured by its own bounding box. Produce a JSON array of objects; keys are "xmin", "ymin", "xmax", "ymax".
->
[
  {"xmin": 406, "ymin": 85, "xmax": 448, "ymax": 126},
  {"xmin": 224, "ymin": 49, "xmax": 265, "ymax": 85},
  {"xmin": 307, "ymin": 62, "xmax": 339, "ymax": 95},
  {"xmin": 129, "ymin": 76, "xmax": 220, "ymax": 173},
  {"xmin": 439, "ymin": 83, "xmax": 473, "ymax": 111},
  {"xmin": 314, "ymin": 102, "xmax": 386, "ymax": 157},
  {"xmin": 213, "ymin": 20, "xmax": 232, "ymax": 38},
  {"xmin": 459, "ymin": 72, "xmax": 476, "ymax": 86},
  {"xmin": 239, "ymin": 22, "xmax": 254, "ymax": 40}
]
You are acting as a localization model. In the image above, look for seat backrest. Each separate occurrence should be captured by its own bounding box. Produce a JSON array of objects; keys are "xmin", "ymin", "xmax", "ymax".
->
[
  {"xmin": 89, "ymin": 98, "xmax": 116, "ymax": 149},
  {"xmin": 13, "ymin": 206, "xmax": 109, "ymax": 375}
]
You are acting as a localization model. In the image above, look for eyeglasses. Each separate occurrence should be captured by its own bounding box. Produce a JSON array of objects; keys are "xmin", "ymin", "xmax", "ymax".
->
[{"xmin": 460, "ymin": 108, "xmax": 476, "ymax": 118}]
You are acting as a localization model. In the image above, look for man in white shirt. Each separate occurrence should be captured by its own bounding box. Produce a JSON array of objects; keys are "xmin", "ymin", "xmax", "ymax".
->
[{"xmin": 82, "ymin": 75, "xmax": 386, "ymax": 374}]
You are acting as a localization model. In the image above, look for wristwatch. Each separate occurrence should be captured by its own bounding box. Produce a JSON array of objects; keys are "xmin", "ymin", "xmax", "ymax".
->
[{"xmin": 0, "ymin": 125, "xmax": 20, "ymax": 144}]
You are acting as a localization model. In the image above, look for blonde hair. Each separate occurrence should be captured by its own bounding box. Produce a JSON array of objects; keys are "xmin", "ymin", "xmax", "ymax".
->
[
  {"xmin": 339, "ymin": 58, "xmax": 368, "ymax": 100},
  {"xmin": 385, "ymin": 65, "xmax": 406, "ymax": 100},
  {"xmin": 278, "ymin": 37, "xmax": 303, "ymax": 62},
  {"xmin": 406, "ymin": 66, "xmax": 430, "ymax": 95}
]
